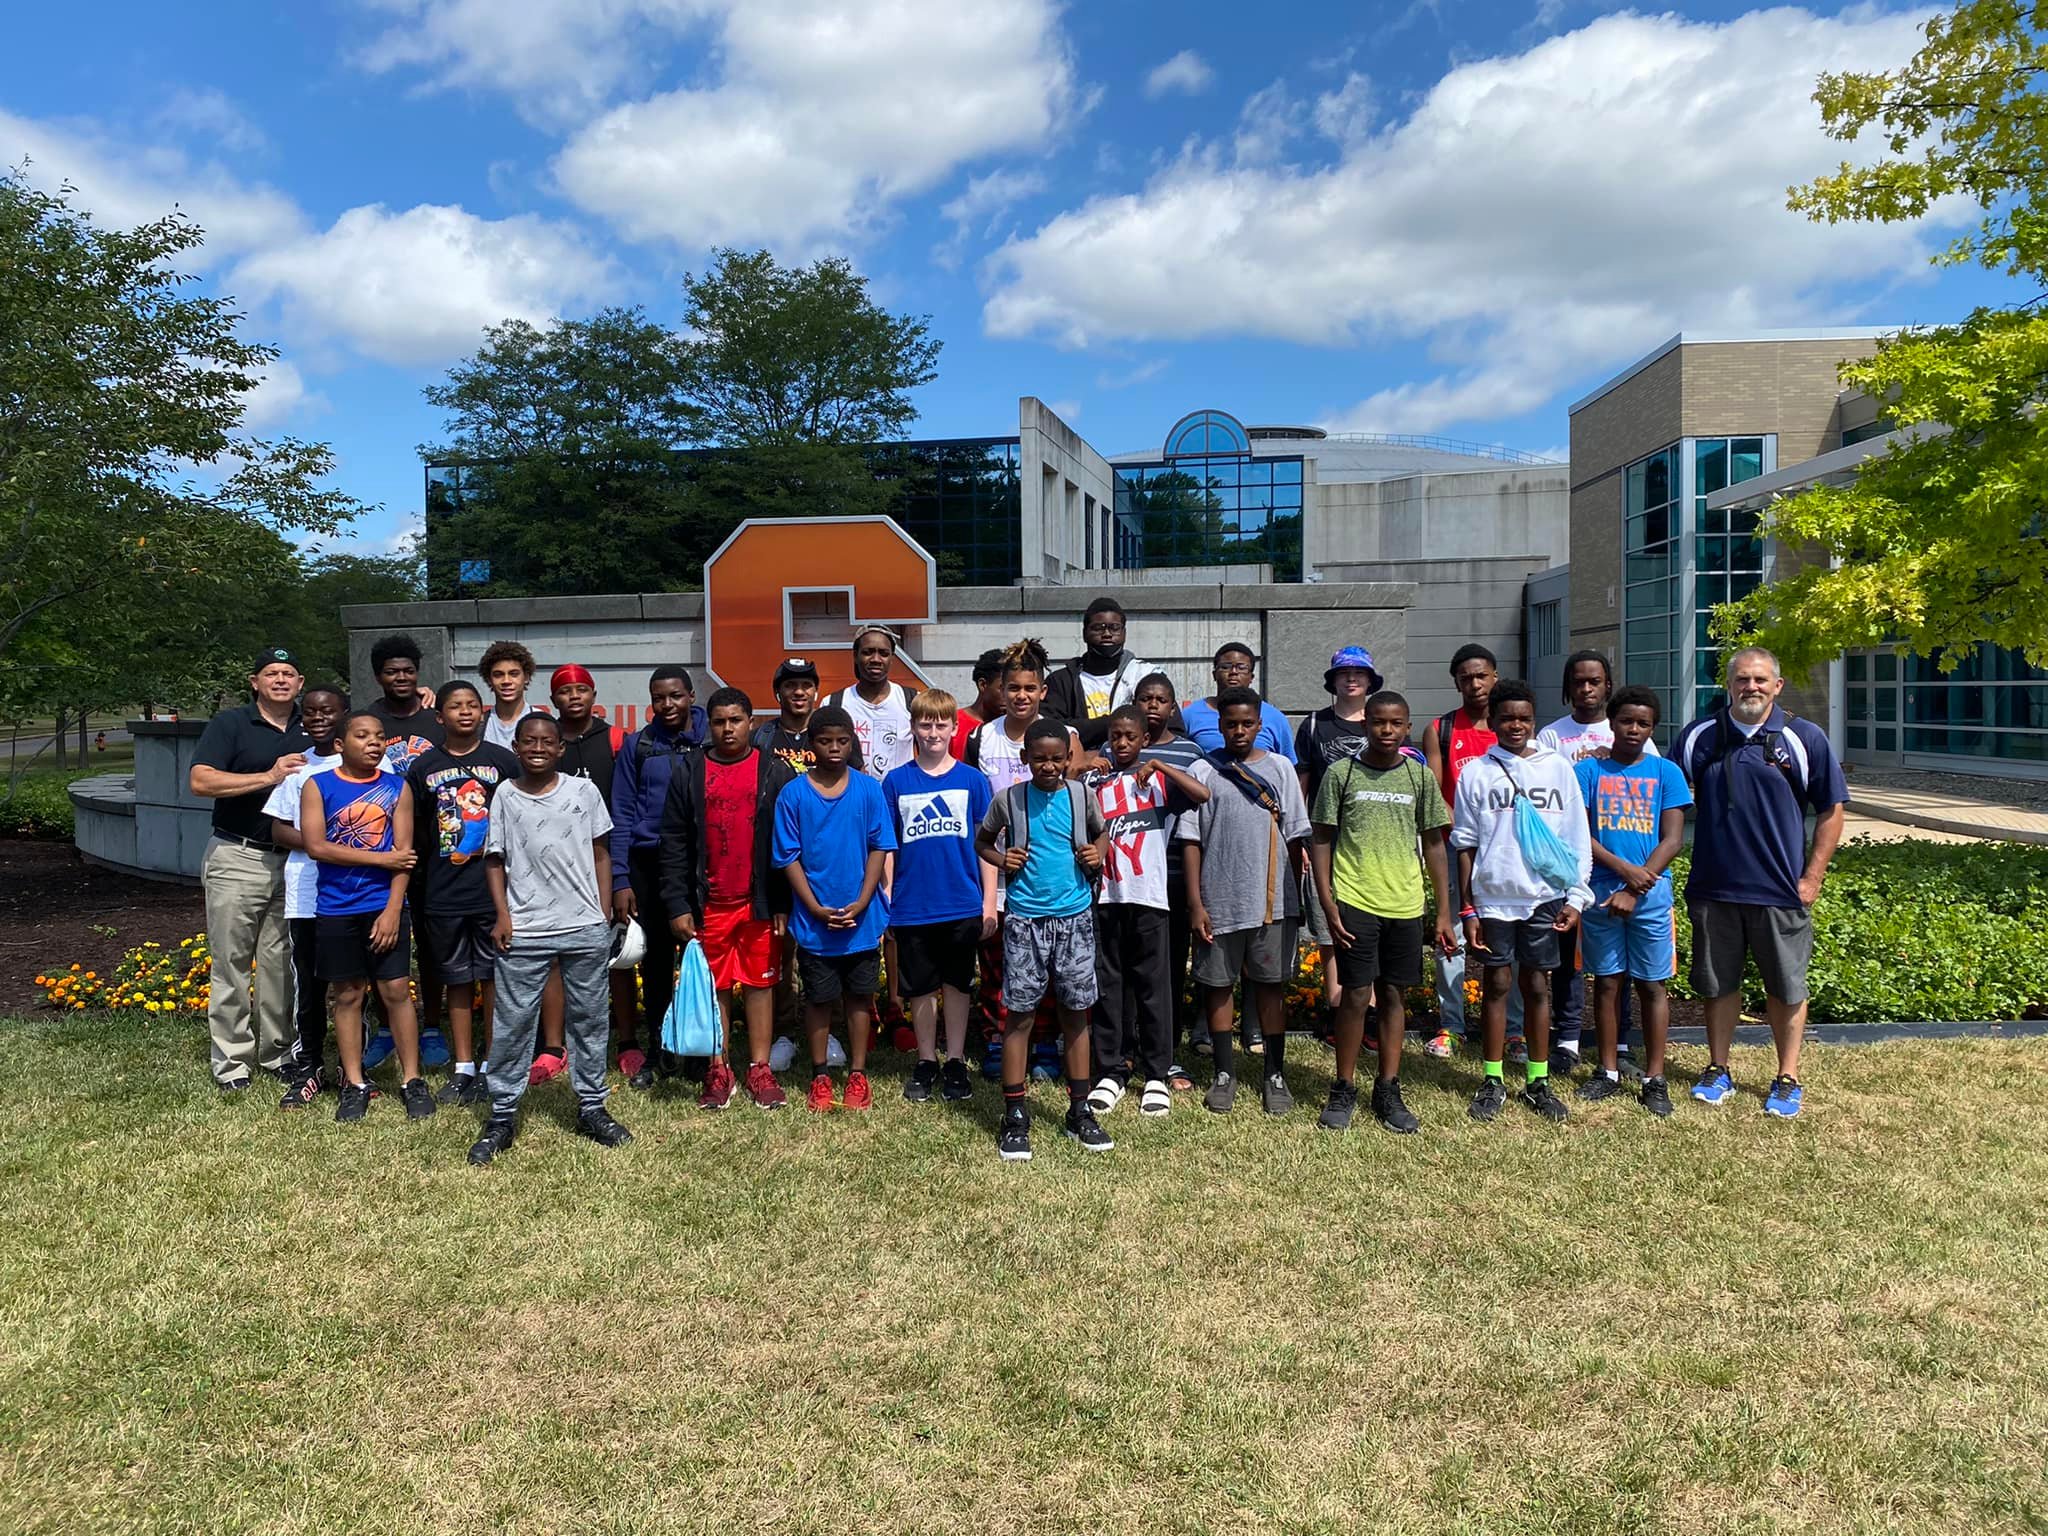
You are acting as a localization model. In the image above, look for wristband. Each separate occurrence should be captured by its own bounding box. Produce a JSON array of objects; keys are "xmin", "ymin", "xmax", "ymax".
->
[{"xmin": 1459, "ymin": 906, "xmax": 1477, "ymax": 920}]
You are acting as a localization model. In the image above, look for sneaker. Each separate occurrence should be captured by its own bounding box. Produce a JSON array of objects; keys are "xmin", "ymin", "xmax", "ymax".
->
[
  {"xmin": 627, "ymin": 1063, "xmax": 658, "ymax": 1092},
  {"xmin": 699, "ymin": 1061, "xmax": 737, "ymax": 1111},
  {"xmin": 1139, "ymin": 1079, "xmax": 1171, "ymax": 1116},
  {"xmin": 1692, "ymin": 1064, "xmax": 1735, "ymax": 1106},
  {"xmin": 1548, "ymin": 1045, "xmax": 1582, "ymax": 1077},
  {"xmin": 218, "ymin": 1076, "xmax": 252, "ymax": 1095},
  {"xmin": 824, "ymin": 1036, "xmax": 849, "ymax": 1069},
  {"xmin": 418, "ymin": 1028, "xmax": 451, "ymax": 1068},
  {"xmin": 998, "ymin": 1105, "xmax": 1032, "ymax": 1162},
  {"xmin": 1578, "ymin": 1073, "xmax": 1623, "ymax": 1103},
  {"xmin": 336, "ymin": 1080, "xmax": 373, "ymax": 1123},
  {"xmin": 980, "ymin": 1035, "xmax": 1005, "ymax": 1079},
  {"xmin": 745, "ymin": 1061, "xmax": 787, "ymax": 1110},
  {"xmin": 528, "ymin": 1048, "xmax": 567, "ymax": 1087},
  {"xmin": 1521, "ymin": 1078, "xmax": 1569, "ymax": 1122},
  {"xmin": 1505, "ymin": 1035, "xmax": 1528, "ymax": 1068},
  {"xmin": 1063, "ymin": 1104, "xmax": 1113, "ymax": 1152},
  {"xmin": 468, "ymin": 1117, "xmax": 516, "ymax": 1165},
  {"xmin": 843, "ymin": 1070, "xmax": 873, "ymax": 1110},
  {"xmin": 576, "ymin": 1107, "xmax": 634, "ymax": 1148},
  {"xmin": 399, "ymin": 1077, "xmax": 437, "ymax": 1120},
  {"xmin": 1616, "ymin": 1047, "xmax": 1646, "ymax": 1086},
  {"xmin": 941, "ymin": 1058, "xmax": 973, "ymax": 1102},
  {"xmin": 1640, "ymin": 1075, "xmax": 1674, "ymax": 1118},
  {"xmin": 1260, "ymin": 1072, "xmax": 1294, "ymax": 1117},
  {"xmin": 1372, "ymin": 1077, "xmax": 1420, "ymax": 1135},
  {"xmin": 1764, "ymin": 1075, "xmax": 1804, "ymax": 1118},
  {"xmin": 617, "ymin": 1046, "xmax": 647, "ymax": 1081},
  {"xmin": 1318, "ymin": 1080, "xmax": 1358, "ymax": 1131},
  {"xmin": 435, "ymin": 1071, "xmax": 477, "ymax": 1107},
  {"xmin": 1205, "ymin": 1072, "xmax": 1237, "ymax": 1114},
  {"xmin": 807, "ymin": 1073, "xmax": 836, "ymax": 1112},
  {"xmin": 361, "ymin": 1029, "xmax": 395, "ymax": 1070},
  {"xmin": 1086, "ymin": 1076, "xmax": 1124, "ymax": 1115},
  {"xmin": 768, "ymin": 1036, "xmax": 798, "ymax": 1073},
  {"xmin": 1423, "ymin": 1028, "xmax": 1454, "ymax": 1060},
  {"xmin": 279, "ymin": 1066, "xmax": 323, "ymax": 1110},
  {"xmin": 1468, "ymin": 1078, "xmax": 1508, "ymax": 1123},
  {"xmin": 903, "ymin": 1059, "xmax": 939, "ymax": 1103},
  {"xmin": 1028, "ymin": 1041, "xmax": 1061, "ymax": 1082}
]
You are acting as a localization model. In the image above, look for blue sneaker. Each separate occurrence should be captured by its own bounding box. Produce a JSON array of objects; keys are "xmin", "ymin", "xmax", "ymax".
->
[
  {"xmin": 1691, "ymin": 1064, "xmax": 1734, "ymax": 1106},
  {"xmin": 417, "ymin": 1028, "xmax": 450, "ymax": 1068},
  {"xmin": 1763, "ymin": 1075, "xmax": 1804, "ymax": 1118},
  {"xmin": 1029, "ymin": 1041, "xmax": 1061, "ymax": 1082},
  {"xmin": 362, "ymin": 1029, "xmax": 395, "ymax": 1071},
  {"xmin": 980, "ymin": 1035, "xmax": 1004, "ymax": 1080}
]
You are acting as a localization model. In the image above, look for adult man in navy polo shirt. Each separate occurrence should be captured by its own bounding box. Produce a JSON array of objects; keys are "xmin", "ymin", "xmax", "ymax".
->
[
  {"xmin": 190, "ymin": 647, "xmax": 313, "ymax": 1092},
  {"xmin": 1674, "ymin": 647, "xmax": 1846, "ymax": 1117}
]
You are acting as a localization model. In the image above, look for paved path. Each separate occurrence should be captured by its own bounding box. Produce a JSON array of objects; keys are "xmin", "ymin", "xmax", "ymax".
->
[{"xmin": 1847, "ymin": 780, "xmax": 2048, "ymax": 845}]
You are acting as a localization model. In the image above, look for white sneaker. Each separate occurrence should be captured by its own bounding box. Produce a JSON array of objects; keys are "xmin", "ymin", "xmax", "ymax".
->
[
  {"xmin": 1139, "ymin": 1079, "xmax": 1171, "ymax": 1116},
  {"xmin": 825, "ymin": 1035, "xmax": 849, "ymax": 1069},
  {"xmin": 768, "ymin": 1036, "xmax": 797, "ymax": 1072},
  {"xmin": 1085, "ymin": 1076, "xmax": 1124, "ymax": 1115}
]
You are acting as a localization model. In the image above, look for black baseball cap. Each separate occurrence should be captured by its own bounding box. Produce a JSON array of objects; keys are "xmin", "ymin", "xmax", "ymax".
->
[
  {"xmin": 252, "ymin": 646, "xmax": 300, "ymax": 674},
  {"xmin": 773, "ymin": 657, "xmax": 820, "ymax": 687}
]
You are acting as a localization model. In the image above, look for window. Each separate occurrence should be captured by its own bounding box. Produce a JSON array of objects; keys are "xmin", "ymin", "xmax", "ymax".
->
[
  {"xmin": 1163, "ymin": 409, "xmax": 1252, "ymax": 460},
  {"xmin": 1849, "ymin": 644, "xmax": 2048, "ymax": 766},
  {"xmin": 1532, "ymin": 600, "xmax": 1561, "ymax": 658},
  {"xmin": 1112, "ymin": 451, "xmax": 1306, "ymax": 580},
  {"xmin": 1622, "ymin": 442, "xmax": 1682, "ymax": 727},
  {"xmin": 458, "ymin": 559, "xmax": 491, "ymax": 585},
  {"xmin": 1689, "ymin": 436, "xmax": 1769, "ymax": 719}
]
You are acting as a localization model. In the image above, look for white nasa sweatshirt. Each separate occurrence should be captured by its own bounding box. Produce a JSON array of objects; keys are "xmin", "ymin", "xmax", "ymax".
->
[{"xmin": 1448, "ymin": 743, "xmax": 1595, "ymax": 920}]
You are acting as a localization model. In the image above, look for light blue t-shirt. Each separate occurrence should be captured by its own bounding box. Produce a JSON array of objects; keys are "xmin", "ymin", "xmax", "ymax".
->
[
  {"xmin": 1180, "ymin": 698, "xmax": 1297, "ymax": 762},
  {"xmin": 883, "ymin": 759, "xmax": 992, "ymax": 927},
  {"xmin": 1006, "ymin": 785, "xmax": 1094, "ymax": 920},
  {"xmin": 771, "ymin": 772, "xmax": 896, "ymax": 955},
  {"xmin": 1575, "ymin": 754, "xmax": 1694, "ymax": 915}
]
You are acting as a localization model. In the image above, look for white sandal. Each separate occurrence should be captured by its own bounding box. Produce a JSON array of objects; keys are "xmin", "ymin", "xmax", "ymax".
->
[
  {"xmin": 1086, "ymin": 1076, "xmax": 1124, "ymax": 1114},
  {"xmin": 1140, "ymin": 1079, "xmax": 1171, "ymax": 1116}
]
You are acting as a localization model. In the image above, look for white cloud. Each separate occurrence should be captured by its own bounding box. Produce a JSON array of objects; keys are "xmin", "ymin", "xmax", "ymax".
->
[
  {"xmin": 238, "ymin": 359, "xmax": 325, "ymax": 429},
  {"xmin": 152, "ymin": 88, "xmax": 269, "ymax": 155},
  {"xmin": 1095, "ymin": 357, "xmax": 1167, "ymax": 389},
  {"xmin": 1144, "ymin": 50, "xmax": 1213, "ymax": 100},
  {"xmin": 551, "ymin": 0, "xmax": 1077, "ymax": 251},
  {"xmin": 231, "ymin": 203, "xmax": 614, "ymax": 367},
  {"xmin": 1045, "ymin": 397, "xmax": 1082, "ymax": 424},
  {"xmin": 935, "ymin": 168, "xmax": 1048, "ymax": 268},
  {"xmin": 1233, "ymin": 80, "xmax": 1303, "ymax": 167},
  {"xmin": 1312, "ymin": 72, "xmax": 1375, "ymax": 147},
  {"xmin": 983, "ymin": 8, "xmax": 1959, "ymax": 432}
]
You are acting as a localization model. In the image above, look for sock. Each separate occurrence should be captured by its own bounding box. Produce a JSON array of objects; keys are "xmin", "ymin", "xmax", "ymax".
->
[
  {"xmin": 1003, "ymin": 1083, "xmax": 1027, "ymax": 1111},
  {"xmin": 1212, "ymin": 1032, "xmax": 1236, "ymax": 1077},
  {"xmin": 1558, "ymin": 1032, "xmax": 1581, "ymax": 1052},
  {"xmin": 1600, "ymin": 1067, "xmax": 1619, "ymax": 1082},
  {"xmin": 1484, "ymin": 1059, "xmax": 1505, "ymax": 1081},
  {"xmin": 1526, "ymin": 1059, "xmax": 1550, "ymax": 1086},
  {"xmin": 454, "ymin": 1061, "xmax": 475, "ymax": 1076},
  {"xmin": 1069, "ymin": 1080, "xmax": 1088, "ymax": 1108},
  {"xmin": 540, "ymin": 1045, "xmax": 565, "ymax": 1061},
  {"xmin": 1334, "ymin": 1076, "xmax": 1354, "ymax": 1092},
  {"xmin": 1264, "ymin": 1030, "xmax": 1286, "ymax": 1073}
]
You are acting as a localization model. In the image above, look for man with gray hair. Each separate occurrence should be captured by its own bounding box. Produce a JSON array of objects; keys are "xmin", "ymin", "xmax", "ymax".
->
[{"xmin": 1672, "ymin": 647, "xmax": 1847, "ymax": 1117}]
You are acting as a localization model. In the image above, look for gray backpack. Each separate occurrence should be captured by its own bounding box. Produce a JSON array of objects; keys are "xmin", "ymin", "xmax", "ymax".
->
[{"xmin": 1001, "ymin": 779, "xmax": 1093, "ymax": 882}]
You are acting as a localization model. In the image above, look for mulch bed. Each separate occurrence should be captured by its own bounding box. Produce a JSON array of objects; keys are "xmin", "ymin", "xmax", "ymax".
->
[{"xmin": 0, "ymin": 838, "xmax": 204, "ymax": 1012}]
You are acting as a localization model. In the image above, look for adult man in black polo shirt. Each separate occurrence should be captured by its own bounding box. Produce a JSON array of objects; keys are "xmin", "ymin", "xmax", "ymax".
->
[{"xmin": 190, "ymin": 647, "xmax": 313, "ymax": 1091}]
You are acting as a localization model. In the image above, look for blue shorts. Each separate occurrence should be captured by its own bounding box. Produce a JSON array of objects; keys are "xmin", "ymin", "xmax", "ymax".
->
[{"xmin": 1580, "ymin": 902, "xmax": 1676, "ymax": 982}]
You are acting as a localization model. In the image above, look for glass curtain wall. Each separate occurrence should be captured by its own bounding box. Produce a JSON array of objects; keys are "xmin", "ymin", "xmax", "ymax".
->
[
  {"xmin": 1848, "ymin": 647, "xmax": 2048, "ymax": 766},
  {"xmin": 1112, "ymin": 408, "xmax": 1304, "ymax": 580}
]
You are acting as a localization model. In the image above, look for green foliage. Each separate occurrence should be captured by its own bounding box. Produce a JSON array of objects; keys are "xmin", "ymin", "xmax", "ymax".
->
[
  {"xmin": 0, "ymin": 776, "xmax": 73, "ymax": 838},
  {"xmin": 1669, "ymin": 840, "xmax": 2048, "ymax": 1022},
  {"xmin": 1727, "ymin": 0, "xmax": 2048, "ymax": 673}
]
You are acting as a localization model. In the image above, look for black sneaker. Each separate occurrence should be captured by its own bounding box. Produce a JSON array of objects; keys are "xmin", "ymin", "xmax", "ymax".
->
[
  {"xmin": 941, "ymin": 1057, "xmax": 973, "ymax": 1102},
  {"xmin": 335, "ymin": 1081, "xmax": 373, "ymax": 1123},
  {"xmin": 1205, "ymin": 1072, "xmax": 1237, "ymax": 1114},
  {"xmin": 1639, "ymin": 1075, "xmax": 1674, "ymax": 1118},
  {"xmin": 1616, "ymin": 1048, "xmax": 1647, "ymax": 1086},
  {"xmin": 903, "ymin": 1059, "xmax": 939, "ymax": 1103},
  {"xmin": 1522, "ymin": 1078, "xmax": 1570, "ymax": 1122},
  {"xmin": 998, "ymin": 1106, "xmax": 1032, "ymax": 1162},
  {"xmin": 400, "ymin": 1077, "xmax": 437, "ymax": 1120},
  {"xmin": 576, "ymin": 1107, "xmax": 634, "ymax": 1148},
  {"xmin": 1578, "ymin": 1073, "xmax": 1623, "ymax": 1103},
  {"xmin": 1319, "ymin": 1080, "xmax": 1359, "ymax": 1131},
  {"xmin": 218, "ymin": 1076, "xmax": 251, "ymax": 1095},
  {"xmin": 435, "ymin": 1072, "xmax": 479, "ymax": 1107},
  {"xmin": 1261, "ymin": 1072, "xmax": 1294, "ymax": 1116},
  {"xmin": 278, "ymin": 1066, "xmax": 323, "ymax": 1111},
  {"xmin": 1469, "ymin": 1078, "xmax": 1507, "ymax": 1122},
  {"xmin": 627, "ymin": 1063, "xmax": 658, "ymax": 1092},
  {"xmin": 1547, "ymin": 1045, "xmax": 1583, "ymax": 1077},
  {"xmin": 1063, "ymin": 1104, "xmax": 1113, "ymax": 1152},
  {"xmin": 468, "ymin": 1117, "xmax": 517, "ymax": 1165},
  {"xmin": 1372, "ymin": 1077, "xmax": 1420, "ymax": 1135}
]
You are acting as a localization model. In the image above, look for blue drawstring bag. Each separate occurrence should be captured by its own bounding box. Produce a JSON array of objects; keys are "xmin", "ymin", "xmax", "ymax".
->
[
  {"xmin": 660, "ymin": 940, "xmax": 723, "ymax": 1058},
  {"xmin": 1502, "ymin": 765, "xmax": 1582, "ymax": 894}
]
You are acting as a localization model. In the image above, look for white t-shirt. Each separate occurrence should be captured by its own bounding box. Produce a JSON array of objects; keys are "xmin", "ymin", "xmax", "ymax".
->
[
  {"xmin": 262, "ymin": 749, "xmax": 382, "ymax": 920},
  {"xmin": 834, "ymin": 684, "xmax": 913, "ymax": 780},
  {"xmin": 1536, "ymin": 713, "xmax": 1660, "ymax": 764},
  {"xmin": 483, "ymin": 704, "xmax": 549, "ymax": 750},
  {"xmin": 1091, "ymin": 762, "xmax": 1208, "ymax": 909}
]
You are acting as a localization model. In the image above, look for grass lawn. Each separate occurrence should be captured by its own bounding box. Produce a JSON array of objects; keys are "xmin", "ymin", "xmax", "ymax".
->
[{"xmin": 3, "ymin": 1012, "xmax": 2046, "ymax": 1536}]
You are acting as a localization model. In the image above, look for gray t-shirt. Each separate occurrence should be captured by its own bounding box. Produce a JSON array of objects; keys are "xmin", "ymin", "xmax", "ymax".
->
[
  {"xmin": 1175, "ymin": 750, "xmax": 1312, "ymax": 934},
  {"xmin": 486, "ymin": 775, "xmax": 614, "ymax": 939}
]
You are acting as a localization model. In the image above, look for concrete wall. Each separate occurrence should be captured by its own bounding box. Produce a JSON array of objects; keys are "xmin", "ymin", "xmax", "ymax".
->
[
  {"xmin": 344, "ymin": 581, "xmax": 1419, "ymax": 731},
  {"xmin": 1017, "ymin": 397, "xmax": 1118, "ymax": 587},
  {"xmin": 1306, "ymin": 465, "xmax": 1569, "ymax": 574},
  {"xmin": 1316, "ymin": 556, "xmax": 1545, "ymax": 724},
  {"xmin": 70, "ymin": 720, "xmax": 210, "ymax": 883}
]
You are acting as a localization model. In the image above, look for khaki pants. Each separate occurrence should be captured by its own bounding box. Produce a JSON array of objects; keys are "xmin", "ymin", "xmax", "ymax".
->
[{"xmin": 201, "ymin": 837, "xmax": 293, "ymax": 1084}]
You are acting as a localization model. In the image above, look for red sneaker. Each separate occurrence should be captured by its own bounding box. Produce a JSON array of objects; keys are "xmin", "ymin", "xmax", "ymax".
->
[
  {"xmin": 699, "ymin": 1061, "xmax": 736, "ymax": 1111},
  {"xmin": 843, "ymin": 1070, "xmax": 872, "ymax": 1110},
  {"xmin": 807, "ymin": 1073, "xmax": 836, "ymax": 1112},
  {"xmin": 746, "ymin": 1062, "xmax": 787, "ymax": 1111}
]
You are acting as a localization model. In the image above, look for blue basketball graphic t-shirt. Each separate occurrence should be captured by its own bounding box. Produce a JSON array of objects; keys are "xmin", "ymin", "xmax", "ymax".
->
[{"xmin": 312, "ymin": 768, "xmax": 403, "ymax": 917}]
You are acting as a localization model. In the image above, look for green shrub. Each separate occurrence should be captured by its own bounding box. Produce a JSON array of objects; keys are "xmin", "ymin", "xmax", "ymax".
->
[
  {"xmin": 1668, "ymin": 840, "xmax": 2048, "ymax": 1022},
  {"xmin": 0, "ymin": 778, "xmax": 76, "ymax": 839}
]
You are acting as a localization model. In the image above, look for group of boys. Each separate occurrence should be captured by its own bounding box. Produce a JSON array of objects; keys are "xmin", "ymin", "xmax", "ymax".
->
[{"xmin": 191, "ymin": 597, "xmax": 1845, "ymax": 1168}]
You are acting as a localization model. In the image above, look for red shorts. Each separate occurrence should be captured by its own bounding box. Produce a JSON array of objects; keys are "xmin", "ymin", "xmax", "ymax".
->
[{"xmin": 701, "ymin": 900, "xmax": 780, "ymax": 990}]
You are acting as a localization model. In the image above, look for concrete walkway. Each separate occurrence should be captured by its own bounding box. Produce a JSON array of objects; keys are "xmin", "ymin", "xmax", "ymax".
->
[{"xmin": 1846, "ymin": 779, "xmax": 2048, "ymax": 845}]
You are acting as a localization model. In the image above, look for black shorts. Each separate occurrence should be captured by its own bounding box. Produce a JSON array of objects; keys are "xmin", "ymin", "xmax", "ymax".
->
[
  {"xmin": 1477, "ymin": 900, "xmax": 1565, "ymax": 971},
  {"xmin": 423, "ymin": 911, "xmax": 496, "ymax": 984},
  {"xmin": 798, "ymin": 947, "xmax": 880, "ymax": 1005},
  {"xmin": 315, "ymin": 910, "xmax": 412, "ymax": 984},
  {"xmin": 893, "ymin": 917, "xmax": 981, "ymax": 998},
  {"xmin": 1333, "ymin": 906, "xmax": 1425, "ymax": 990}
]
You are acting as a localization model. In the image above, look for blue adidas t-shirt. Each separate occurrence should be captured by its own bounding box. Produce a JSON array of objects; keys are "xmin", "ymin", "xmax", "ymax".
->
[
  {"xmin": 1575, "ymin": 754, "xmax": 1693, "ymax": 914},
  {"xmin": 310, "ymin": 768, "xmax": 404, "ymax": 917},
  {"xmin": 883, "ymin": 759, "xmax": 992, "ymax": 927},
  {"xmin": 771, "ymin": 771, "xmax": 896, "ymax": 956},
  {"xmin": 1674, "ymin": 707, "xmax": 1848, "ymax": 909}
]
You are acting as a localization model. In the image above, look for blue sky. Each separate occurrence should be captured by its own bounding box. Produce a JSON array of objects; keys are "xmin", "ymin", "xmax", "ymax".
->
[{"xmin": 2, "ymin": 0, "xmax": 2023, "ymax": 556}]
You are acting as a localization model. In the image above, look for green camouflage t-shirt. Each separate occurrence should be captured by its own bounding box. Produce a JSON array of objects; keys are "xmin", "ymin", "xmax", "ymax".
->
[{"xmin": 1311, "ymin": 756, "xmax": 1450, "ymax": 919}]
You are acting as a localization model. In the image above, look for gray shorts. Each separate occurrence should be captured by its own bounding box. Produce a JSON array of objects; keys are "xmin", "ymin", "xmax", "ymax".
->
[
  {"xmin": 1002, "ymin": 910, "xmax": 1098, "ymax": 1015},
  {"xmin": 1688, "ymin": 901, "xmax": 1815, "ymax": 1005},
  {"xmin": 1301, "ymin": 870, "xmax": 1334, "ymax": 945},
  {"xmin": 1193, "ymin": 918, "xmax": 1299, "ymax": 988}
]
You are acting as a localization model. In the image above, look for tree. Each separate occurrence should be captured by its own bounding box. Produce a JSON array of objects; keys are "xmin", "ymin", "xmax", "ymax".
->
[
  {"xmin": 1716, "ymin": 0, "xmax": 2048, "ymax": 675},
  {"xmin": 0, "ymin": 171, "xmax": 364, "ymax": 720}
]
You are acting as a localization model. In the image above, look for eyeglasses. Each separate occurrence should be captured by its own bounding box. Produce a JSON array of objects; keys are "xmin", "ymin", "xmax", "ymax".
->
[{"xmin": 1214, "ymin": 659, "xmax": 1255, "ymax": 676}]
